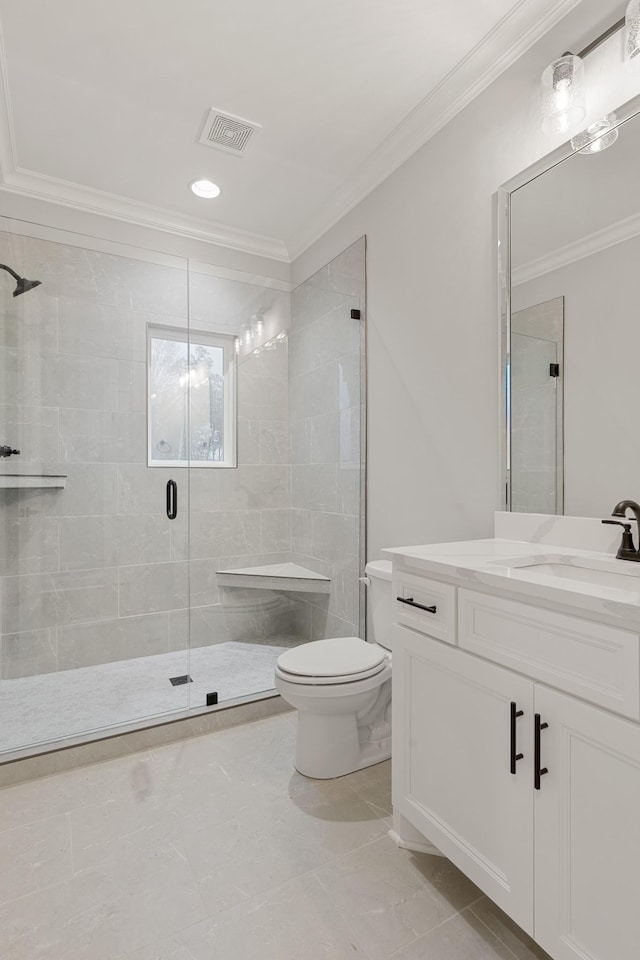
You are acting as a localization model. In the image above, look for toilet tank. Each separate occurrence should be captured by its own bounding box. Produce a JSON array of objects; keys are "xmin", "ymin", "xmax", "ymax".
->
[{"xmin": 364, "ymin": 559, "xmax": 393, "ymax": 651}]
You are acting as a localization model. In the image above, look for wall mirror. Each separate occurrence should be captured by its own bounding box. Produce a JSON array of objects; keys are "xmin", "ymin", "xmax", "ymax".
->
[{"xmin": 499, "ymin": 92, "xmax": 640, "ymax": 519}]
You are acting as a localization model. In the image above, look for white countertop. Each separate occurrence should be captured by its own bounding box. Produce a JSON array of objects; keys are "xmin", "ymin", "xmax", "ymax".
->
[{"xmin": 382, "ymin": 539, "xmax": 640, "ymax": 631}]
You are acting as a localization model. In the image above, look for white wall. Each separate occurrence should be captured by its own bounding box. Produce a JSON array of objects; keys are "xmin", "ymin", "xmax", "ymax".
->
[{"xmin": 291, "ymin": 0, "xmax": 637, "ymax": 558}]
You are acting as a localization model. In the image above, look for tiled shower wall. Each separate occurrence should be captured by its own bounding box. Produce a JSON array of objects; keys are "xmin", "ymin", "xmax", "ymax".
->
[
  {"xmin": 0, "ymin": 231, "xmax": 291, "ymax": 678},
  {"xmin": 0, "ymin": 229, "xmax": 365, "ymax": 683},
  {"xmin": 187, "ymin": 324, "xmax": 293, "ymax": 650},
  {"xmin": 289, "ymin": 239, "xmax": 366, "ymax": 640}
]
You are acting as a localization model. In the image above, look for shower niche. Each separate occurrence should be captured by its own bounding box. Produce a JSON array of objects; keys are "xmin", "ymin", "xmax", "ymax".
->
[{"xmin": 0, "ymin": 220, "xmax": 366, "ymax": 761}]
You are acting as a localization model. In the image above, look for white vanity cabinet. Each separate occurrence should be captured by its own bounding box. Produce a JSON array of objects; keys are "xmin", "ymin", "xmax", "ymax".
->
[
  {"xmin": 392, "ymin": 625, "xmax": 535, "ymax": 933},
  {"xmin": 392, "ymin": 571, "xmax": 640, "ymax": 960},
  {"xmin": 534, "ymin": 685, "xmax": 640, "ymax": 960}
]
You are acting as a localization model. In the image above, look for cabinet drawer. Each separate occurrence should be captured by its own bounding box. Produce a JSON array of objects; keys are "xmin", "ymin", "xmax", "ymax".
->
[
  {"xmin": 393, "ymin": 572, "xmax": 456, "ymax": 644},
  {"xmin": 459, "ymin": 588, "xmax": 640, "ymax": 719}
]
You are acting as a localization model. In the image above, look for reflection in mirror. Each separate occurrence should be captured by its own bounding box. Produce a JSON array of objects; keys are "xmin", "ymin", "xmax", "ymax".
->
[
  {"xmin": 510, "ymin": 298, "xmax": 564, "ymax": 514},
  {"xmin": 507, "ymin": 103, "xmax": 640, "ymax": 519}
]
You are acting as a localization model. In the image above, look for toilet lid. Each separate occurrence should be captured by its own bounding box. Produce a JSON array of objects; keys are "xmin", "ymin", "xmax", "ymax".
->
[{"xmin": 276, "ymin": 637, "xmax": 387, "ymax": 679}]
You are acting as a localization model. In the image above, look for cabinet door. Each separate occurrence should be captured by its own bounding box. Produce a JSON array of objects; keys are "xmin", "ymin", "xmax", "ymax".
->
[
  {"xmin": 392, "ymin": 625, "xmax": 535, "ymax": 934},
  {"xmin": 535, "ymin": 685, "xmax": 640, "ymax": 960}
]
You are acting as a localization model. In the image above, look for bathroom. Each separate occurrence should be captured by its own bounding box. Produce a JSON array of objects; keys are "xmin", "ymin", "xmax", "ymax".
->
[{"xmin": 0, "ymin": 0, "xmax": 638, "ymax": 957}]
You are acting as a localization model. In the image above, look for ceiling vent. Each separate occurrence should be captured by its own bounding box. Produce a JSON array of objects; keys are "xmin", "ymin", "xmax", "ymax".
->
[{"xmin": 199, "ymin": 109, "xmax": 261, "ymax": 156}]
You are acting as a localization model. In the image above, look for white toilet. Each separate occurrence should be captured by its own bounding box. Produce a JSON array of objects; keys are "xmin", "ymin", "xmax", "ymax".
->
[{"xmin": 274, "ymin": 560, "xmax": 393, "ymax": 779}]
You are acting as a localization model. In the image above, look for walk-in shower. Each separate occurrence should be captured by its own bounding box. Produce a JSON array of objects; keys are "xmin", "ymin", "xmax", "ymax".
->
[{"xmin": 0, "ymin": 221, "xmax": 366, "ymax": 760}]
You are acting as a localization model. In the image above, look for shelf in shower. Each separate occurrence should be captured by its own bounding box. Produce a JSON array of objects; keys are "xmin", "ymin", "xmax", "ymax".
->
[
  {"xmin": 0, "ymin": 474, "xmax": 67, "ymax": 489},
  {"xmin": 216, "ymin": 562, "xmax": 331, "ymax": 593}
]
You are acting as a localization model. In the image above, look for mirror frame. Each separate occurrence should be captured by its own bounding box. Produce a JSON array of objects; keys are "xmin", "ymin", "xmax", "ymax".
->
[{"xmin": 498, "ymin": 92, "xmax": 640, "ymax": 513}]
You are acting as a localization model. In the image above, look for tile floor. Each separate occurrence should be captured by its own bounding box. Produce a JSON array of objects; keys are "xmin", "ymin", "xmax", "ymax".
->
[
  {"xmin": 0, "ymin": 712, "xmax": 551, "ymax": 959},
  {"xmin": 0, "ymin": 640, "xmax": 291, "ymax": 755}
]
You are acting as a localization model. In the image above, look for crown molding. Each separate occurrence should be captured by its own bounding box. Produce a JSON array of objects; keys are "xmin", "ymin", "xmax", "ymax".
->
[
  {"xmin": 286, "ymin": 0, "xmax": 583, "ymax": 260},
  {"xmin": 512, "ymin": 211, "xmax": 640, "ymax": 286},
  {"xmin": 0, "ymin": 167, "xmax": 290, "ymax": 262}
]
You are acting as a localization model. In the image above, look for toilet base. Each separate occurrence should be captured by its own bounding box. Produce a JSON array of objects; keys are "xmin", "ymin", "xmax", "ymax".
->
[{"xmin": 294, "ymin": 710, "xmax": 391, "ymax": 780}]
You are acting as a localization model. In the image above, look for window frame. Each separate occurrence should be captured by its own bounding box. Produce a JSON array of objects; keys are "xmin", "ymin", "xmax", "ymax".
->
[{"xmin": 146, "ymin": 323, "xmax": 237, "ymax": 469}]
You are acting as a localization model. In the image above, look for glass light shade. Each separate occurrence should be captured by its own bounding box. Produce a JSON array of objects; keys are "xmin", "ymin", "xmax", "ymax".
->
[
  {"xmin": 570, "ymin": 114, "xmax": 619, "ymax": 154},
  {"xmin": 541, "ymin": 55, "xmax": 586, "ymax": 135},
  {"xmin": 626, "ymin": 0, "xmax": 640, "ymax": 72}
]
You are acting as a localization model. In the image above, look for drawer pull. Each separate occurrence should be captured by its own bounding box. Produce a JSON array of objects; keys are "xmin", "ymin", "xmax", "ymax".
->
[
  {"xmin": 534, "ymin": 713, "xmax": 549, "ymax": 790},
  {"xmin": 397, "ymin": 596, "xmax": 437, "ymax": 614},
  {"xmin": 510, "ymin": 701, "xmax": 524, "ymax": 775}
]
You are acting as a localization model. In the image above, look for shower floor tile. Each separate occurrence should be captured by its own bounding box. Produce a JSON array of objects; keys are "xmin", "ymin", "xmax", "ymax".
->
[{"xmin": 0, "ymin": 640, "xmax": 290, "ymax": 756}]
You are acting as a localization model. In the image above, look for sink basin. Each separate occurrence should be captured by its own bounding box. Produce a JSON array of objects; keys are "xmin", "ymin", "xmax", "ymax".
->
[{"xmin": 492, "ymin": 556, "xmax": 640, "ymax": 593}]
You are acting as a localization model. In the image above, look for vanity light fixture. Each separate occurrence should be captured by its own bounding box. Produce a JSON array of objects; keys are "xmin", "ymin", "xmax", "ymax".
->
[
  {"xmin": 189, "ymin": 178, "xmax": 221, "ymax": 199},
  {"xmin": 541, "ymin": 15, "xmax": 627, "ymax": 140},
  {"xmin": 541, "ymin": 54, "xmax": 585, "ymax": 134}
]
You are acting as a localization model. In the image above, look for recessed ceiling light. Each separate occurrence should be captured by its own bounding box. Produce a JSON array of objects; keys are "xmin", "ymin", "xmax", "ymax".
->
[{"xmin": 190, "ymin": 179, "xmax": 221, "ymax": 199}]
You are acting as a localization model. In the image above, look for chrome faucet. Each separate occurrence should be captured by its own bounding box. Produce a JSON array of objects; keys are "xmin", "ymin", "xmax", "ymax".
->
[{"xmin": 602, "ymin": 500, "xmax": 640, "ymax": 561}]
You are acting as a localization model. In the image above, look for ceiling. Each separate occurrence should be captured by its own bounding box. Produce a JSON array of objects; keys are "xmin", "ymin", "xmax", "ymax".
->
[{"xmin": 0, "ymin": 0, "xmax": 580, "ymax": 261}]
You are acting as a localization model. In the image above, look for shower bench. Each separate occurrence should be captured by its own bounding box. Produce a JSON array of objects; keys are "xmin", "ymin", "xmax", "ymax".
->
[{"xmin": 216, "ymin": 562, "xmax": 331, "ymax": 593}]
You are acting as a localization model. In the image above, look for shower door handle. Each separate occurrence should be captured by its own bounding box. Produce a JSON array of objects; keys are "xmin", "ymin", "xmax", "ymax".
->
[{"xmin": 166, "ymin": 480, "xmax": 177, "ymax": 520}]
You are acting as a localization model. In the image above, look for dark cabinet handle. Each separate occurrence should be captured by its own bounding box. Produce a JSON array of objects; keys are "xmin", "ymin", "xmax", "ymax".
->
[
  {"xmin": 510, "ymin": 701, "xmax": 524, "ymax": 775},
  {"xmin": 396, "ymin": 596, "xmax": 437, "ymax": 614},
  {"xmin": 166, "ymin": 479, "xmax": 177, "ymax": 520},
  {"xmin": 534, "ymin": 713, "xmax": 549, "ymax": 790}
]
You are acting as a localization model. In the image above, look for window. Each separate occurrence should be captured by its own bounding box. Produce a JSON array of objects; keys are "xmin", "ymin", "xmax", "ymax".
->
[{"xmin": 147, "ymin": 324, "xmax": 237, "ymax": 467}]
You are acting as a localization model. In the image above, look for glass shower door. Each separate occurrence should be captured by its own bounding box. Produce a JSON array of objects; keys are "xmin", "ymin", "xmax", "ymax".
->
[
  {"xmin": 185, "ymin": 238, "xmax": 366, "ymax": 711},
  {"xmin": 185, "ymin": 260, "xmax": 294, "ymax": 709},
  {"xmin": 0, "ymin": 220, "xmax": 192, "ymax": 757}
]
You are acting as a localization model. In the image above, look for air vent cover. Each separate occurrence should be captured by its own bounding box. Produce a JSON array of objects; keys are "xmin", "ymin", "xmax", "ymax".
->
[{"xmin": 199, "ymin": 109, "xmax": 261, "ymax": 156}]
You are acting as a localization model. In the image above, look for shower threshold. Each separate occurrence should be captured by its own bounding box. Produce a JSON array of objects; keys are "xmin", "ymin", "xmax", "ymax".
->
[{"xmin": 0, "ymin": 639, "xmax": 292, "ymax": 758}]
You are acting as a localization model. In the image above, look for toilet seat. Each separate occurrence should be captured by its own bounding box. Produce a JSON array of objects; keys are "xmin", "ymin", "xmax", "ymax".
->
[{"xmin": 276, "ymin": 637, "xmax": 388, "ymax": 686}]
